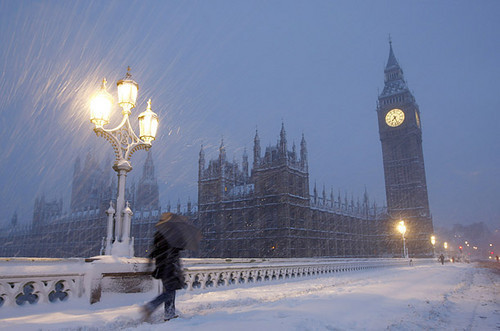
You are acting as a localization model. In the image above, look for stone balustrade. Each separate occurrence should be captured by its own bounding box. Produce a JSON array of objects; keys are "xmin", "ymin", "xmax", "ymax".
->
[
  {"xmin": 0, "ymin": 274, "xmax": 84, "ymax": 308},
  {"xmin": 0, "ymin": 258, "xmax": 86, "ymax": 309},
  {"xmin": 181, "ymin": 258, "xmax": 411, "ymax": 291},
  {"xmin": 0, "ymin": 257, "xmax": 426, "ymax": 309}
]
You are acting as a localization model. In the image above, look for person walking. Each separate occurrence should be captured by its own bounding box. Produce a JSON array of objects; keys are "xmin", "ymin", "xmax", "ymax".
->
[
  {"xmin": 439, "ymin": 254, "xmax": 445, "ymax": 265},
  {"xmin": 141, "ymin": 229, "xmax": 184, "ymax": 321},
  {"xmin": 140, "ymin": 212, "xmax": 201, "ymax": 322}
]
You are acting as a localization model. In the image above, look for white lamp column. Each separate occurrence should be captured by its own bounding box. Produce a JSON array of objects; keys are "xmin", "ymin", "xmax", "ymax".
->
[{"xmin": 90, "ymin": 67, "xmax": 159, "ymax": 257}]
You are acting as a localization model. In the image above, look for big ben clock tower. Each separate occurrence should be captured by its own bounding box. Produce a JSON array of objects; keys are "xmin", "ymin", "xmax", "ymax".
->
[{"xmin": 377, "ymin": 41, "xmax": 434, "ymax": 256}]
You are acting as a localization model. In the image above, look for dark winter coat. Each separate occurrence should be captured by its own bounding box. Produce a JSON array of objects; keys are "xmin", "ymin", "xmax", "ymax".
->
[{"xmin": 149, "ymin": 231, "xmax": 185, "ymax": 290}]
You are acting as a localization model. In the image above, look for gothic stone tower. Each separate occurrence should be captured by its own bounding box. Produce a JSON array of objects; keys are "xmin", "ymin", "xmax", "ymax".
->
[
  {"xmin": 135, "ymin": 150, "xmax": 160, "ymax": 211},
  {"xmin": 70, "ymin": 152, "xmax": 113, "ymax": 212},
  {"xmin": 376, "ymin": 42, "xmax": 434, "ymax": 257},
  {"xmin": 250, "ymin": 124, "xmax": 310, "ymax": 257},
  {"xmin": 197, "ymin": 124, "xmax": 310, "ymax": 257}
]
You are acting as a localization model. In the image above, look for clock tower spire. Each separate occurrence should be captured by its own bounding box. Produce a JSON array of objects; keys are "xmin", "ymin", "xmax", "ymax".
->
[{"xmin": 376, "ymin": 42, "xmax": 434, "ymax": 257}]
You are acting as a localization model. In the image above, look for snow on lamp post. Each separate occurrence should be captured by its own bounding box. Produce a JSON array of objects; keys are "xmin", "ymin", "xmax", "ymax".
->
[
  {"xmin": 397, "ymin": 220, "xmax": 407, "ymax": 258},
  {"xmin": 90, "ymin": 68, "xmax": 159, "ymax": 257}
]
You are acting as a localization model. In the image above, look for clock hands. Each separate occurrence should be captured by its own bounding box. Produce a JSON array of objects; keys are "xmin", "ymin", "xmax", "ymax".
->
[{"xmin": 385, "ymin": 109, "xmax": 404, "ymax": 127}]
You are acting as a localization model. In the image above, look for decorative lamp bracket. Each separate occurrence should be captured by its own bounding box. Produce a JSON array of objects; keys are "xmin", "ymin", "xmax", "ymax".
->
[{"xmin": 93, "ymin": 114, "xmax": 152, "ymax": 169}]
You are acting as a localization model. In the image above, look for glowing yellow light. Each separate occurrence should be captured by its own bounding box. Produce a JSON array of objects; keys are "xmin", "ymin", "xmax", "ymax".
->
[
  {"xmin": 397, "ymin": 220, "xmax": 406, "ymax": 235},
  {"xmin": 444, "ymin": 242, "xmax": 448, "ymax": 249},
  {"xmin": 117, "ymin": 67, "xmax": 139, "ymax": 113},
  {"xmin": 90, "ymin": 78, "xmax": 113, "ymax": 127},
  {"xmin": 138, "ymin": 99, "xmax": 159, "ymax": 144},
  {"xmin": 385, "ymin": 108, "xmax": 405, "ymax": 127},
  {"xmin": 430, "ymin": 235, "xmax": 436, "ymax": 246}
]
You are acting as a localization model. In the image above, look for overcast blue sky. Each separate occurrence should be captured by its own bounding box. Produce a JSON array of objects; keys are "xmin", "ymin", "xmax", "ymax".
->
[{"xmin": 0, "ymin": 0, "xmax": 499, "ymax": 230}]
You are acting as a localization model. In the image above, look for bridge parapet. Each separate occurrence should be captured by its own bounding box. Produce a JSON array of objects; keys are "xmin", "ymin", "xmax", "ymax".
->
[
  {"xmin": 0, "ymin": 258, "xmax": 86, "ymax": 308},
  {"xmin": 181, "ymin": 258, "xmax": 416, "ymax": 291},
  {"xmin": 0, "ymin": 257, "xmax": 431, "ymax": 309}
]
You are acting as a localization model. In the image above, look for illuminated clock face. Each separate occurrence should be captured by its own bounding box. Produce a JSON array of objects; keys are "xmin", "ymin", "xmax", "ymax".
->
[{"xmin": 385, "ymin": 108, "xmax": 405, "ymax": 127}]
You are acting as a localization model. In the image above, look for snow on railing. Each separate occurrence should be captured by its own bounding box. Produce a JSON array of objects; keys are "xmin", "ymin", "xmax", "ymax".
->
[
  {"xmin": 0, "ymin": 257, "xmax": 422, "ymax": 309},
  {"xmin": 0, "ymin": 274, "xmax": 84, "ymax": 308},
  {"xmin": 181, "ymin": 258, "xmax": 409, "ymax": 291},
  {"xmin": 0, "ymin": 258, "xmax": 86, "ymax": 308}
]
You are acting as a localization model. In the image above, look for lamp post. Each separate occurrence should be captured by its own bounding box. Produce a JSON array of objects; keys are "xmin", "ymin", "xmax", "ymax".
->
[
  {"xmin": 90, "ymin": 68, "xmax": 159, "ymax": 257},
  {"xmin": 443, "ymin": 241, "xmax": 448, "ymax": 261},
  {"xmin": 397, "ymin": 220, "xmax": 407, "ymax": 258},
  {"xmin": 430, "ymin": 235, "xmax": 436, "ymax": 257}
]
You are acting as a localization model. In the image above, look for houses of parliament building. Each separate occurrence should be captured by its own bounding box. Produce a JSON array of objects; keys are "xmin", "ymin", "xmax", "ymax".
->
[{"xmin": 0, "ymin": 44, "xmax": 434, "ymax": 258}]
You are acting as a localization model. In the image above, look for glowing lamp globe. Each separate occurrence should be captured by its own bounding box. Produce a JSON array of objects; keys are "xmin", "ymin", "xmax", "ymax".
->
[
  {"xmin": 117, "ymin": 67, "xmax": 139, "ymax": 113},
  {"xmin": 138, "ymin": 99, "xmax": 158, "ymax": 144},
  {"xmin": 90, "ymin": 78, "xmax": 113, "ymax": 127},
  {"xmin": 397, "ymin": 221, "xmax": 406, "ymax": 236},
  {"xmin": 430, "ymin": 235, "xmax": 436, "ymax": 246}
]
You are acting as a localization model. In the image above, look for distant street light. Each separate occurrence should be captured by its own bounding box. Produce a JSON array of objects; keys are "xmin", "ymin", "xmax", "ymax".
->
[
  {"xmin": 90, "ymin": 68, "xmax": 159, "ymax": 257},
  {"xmin": 444, "ymin": 242, "xmax": 448, "ymax": 250},
  {"xmin": 430, "ymin": 235, "xmax": 436, "ymax": 257},
  {"xmin": 397, "ymin": 220, "xmax": 407, "ymax": 258}
]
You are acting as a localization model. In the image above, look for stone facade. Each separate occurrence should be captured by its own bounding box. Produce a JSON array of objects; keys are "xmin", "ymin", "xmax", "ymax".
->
[
  {"xmin": 376, "ymin": 42, "xmax": 434, "ymax": 256},
  {"xmin": 196, "ymin": 124, "xmax": 387, "ymax": 258},
  {"xmin": 135, "ymin": 151, "xmax": 160, "ymax": 211},
  {"xmin": 1, "ymin": 152, "xmax": 166, "ymax": 258},
  {"xmin": 70, "ymin": 153, "xmax": 113, "ymax": 213},
  {"xmin": 33, "ymin": 195, "xmax": 63, "ymax": 227},
  {"xmin": 0, "ymin": 44, "xmax": 436, "ymax": 259}
]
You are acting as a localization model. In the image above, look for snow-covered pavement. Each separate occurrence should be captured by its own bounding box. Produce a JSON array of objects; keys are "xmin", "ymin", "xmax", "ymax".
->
[{"xmin": 1, "ymin": 261, "xmax": 498, "ymax": 330}]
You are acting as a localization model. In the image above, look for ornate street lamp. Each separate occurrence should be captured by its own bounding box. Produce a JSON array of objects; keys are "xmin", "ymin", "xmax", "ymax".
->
[
  {"xmin": 397, "ymin": 220, "xmax": 407, "ymax": 258},
  {"xmin": 90, "ymin": 67, "xmax": 159, "ymax": 257}
]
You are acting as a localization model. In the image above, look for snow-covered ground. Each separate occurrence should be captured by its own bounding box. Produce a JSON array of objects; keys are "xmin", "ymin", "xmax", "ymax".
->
[{"xmin": 1, "ymin": 261, "xmax": 498, "ymax": 330}]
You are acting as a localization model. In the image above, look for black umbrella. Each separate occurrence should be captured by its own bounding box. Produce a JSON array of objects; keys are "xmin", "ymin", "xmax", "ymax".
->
[{"xmin": 155, "ymin": 212, "xmax": 202, "ymax": 251}]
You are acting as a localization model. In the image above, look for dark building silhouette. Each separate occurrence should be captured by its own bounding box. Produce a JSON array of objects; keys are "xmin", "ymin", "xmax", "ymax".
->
[
  {"xmin": 70, "ymin": 152, "xmax": 113, "ymax": 212},
  {"xmin": 376, "ymin": 42, "xmax": 434, "ymax": 256},
  {"xmin": 68, "ymin": 150, "xmax": 158, "ymax": 214},
  {"xmin": 10, "ymin": 211, "xmax": 18, "ymax": 227},
  {"xmin": 1, "ymin": 45, "xmax": 435, "ymax": 260},
  {"xmin": 135, "ymin": 151, "xmax": 160, "ymax": 211},
  {"xmin": 0, "ymin": 151, "xmax": 168, "ymax": 258},
  {"xmin": 197, "ymin": 124, "xmax": 386, "ymax": 258},
  {"xmin": 33, "ymin": 195, "xmax": 63, "ymax": 227}
]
